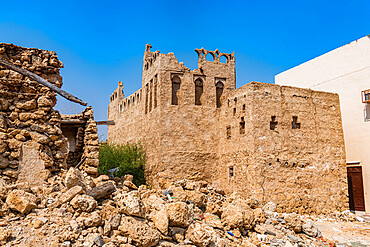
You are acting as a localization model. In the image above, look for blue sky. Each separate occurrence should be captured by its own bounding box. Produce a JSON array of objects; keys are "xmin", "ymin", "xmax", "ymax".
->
[{"xmin": 1, "ymin": 0, "xmax": 369, "ymax": 140}]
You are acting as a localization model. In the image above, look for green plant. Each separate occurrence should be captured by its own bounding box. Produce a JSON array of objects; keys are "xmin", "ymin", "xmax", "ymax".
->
[{"xmin": 98, "ymin": 143, "xmax": 146, "ymax": 186}]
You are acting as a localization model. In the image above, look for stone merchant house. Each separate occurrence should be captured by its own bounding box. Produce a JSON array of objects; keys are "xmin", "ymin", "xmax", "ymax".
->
[
  {"xmin": 276, "ymin": 35, "xmax": 370, "ymax": 213},
  {"xmin": 108, "ymin": 45, "xmax": 348, "ymax": 214}
]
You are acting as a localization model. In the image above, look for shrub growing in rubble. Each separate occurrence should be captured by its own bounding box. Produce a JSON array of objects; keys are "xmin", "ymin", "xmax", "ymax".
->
[{"xmin": 98, "ymin": 143, "xmax": 146, "ymax": 186}]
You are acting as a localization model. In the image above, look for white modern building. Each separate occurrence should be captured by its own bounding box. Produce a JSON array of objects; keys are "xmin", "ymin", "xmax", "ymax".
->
[{"xmin": 275, "ymin": 35, "xmax": 370, "ymax": 213}]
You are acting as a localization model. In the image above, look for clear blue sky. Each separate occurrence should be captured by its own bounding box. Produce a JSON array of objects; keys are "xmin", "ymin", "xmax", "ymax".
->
[{"xmin": 1, "ymin": 0, "xmax": 369, "ymax": 140}]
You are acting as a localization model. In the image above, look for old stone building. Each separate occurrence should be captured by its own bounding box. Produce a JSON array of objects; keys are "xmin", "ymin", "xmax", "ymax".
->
[
  {"xmin": 276, "ymin": 35, "xmax": 370, "ymax": 213},
  {"xmin": 108, "ymin": 45, "xmax": 348, "ymax": 213},
  {"xmin": 0, "ymin": 43, "xmax": 99, "ymax": 185}
]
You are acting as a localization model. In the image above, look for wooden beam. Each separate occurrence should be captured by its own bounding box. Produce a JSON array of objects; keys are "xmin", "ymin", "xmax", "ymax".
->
[
  {"xmin": 96, "ymin": 120, "xmax": 115, "ymax": 125},
  {"xmin": 0, "ymin": 59, "xmax": 87, "ymax": 106},
  {"xmin": 86, "ymin": 182, "xmax": 116, "ymax": 200},
  {"xmin": 61, "ymin": 119, "xmax": 86, "ymax": 125}
]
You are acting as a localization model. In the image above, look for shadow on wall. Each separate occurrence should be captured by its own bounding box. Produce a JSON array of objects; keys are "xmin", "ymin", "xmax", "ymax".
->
[{"xmin": 364, "ymin": 104, "xmax": 370, "ymax": 122}]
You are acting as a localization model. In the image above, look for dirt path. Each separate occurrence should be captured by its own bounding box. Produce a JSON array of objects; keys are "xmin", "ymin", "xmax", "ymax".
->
[{"xmin": 316, "ymin": 220, "xmax": 370, "ymax": 246}]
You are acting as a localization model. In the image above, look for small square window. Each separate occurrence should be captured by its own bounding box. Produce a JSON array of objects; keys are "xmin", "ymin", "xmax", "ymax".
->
[{"xmin": 229, "ymin": 167, "xmax": 234, "ymax": 178}]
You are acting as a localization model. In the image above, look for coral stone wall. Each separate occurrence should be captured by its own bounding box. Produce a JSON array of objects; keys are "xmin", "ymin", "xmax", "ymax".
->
[
  {"xmin": 108, "ymin": 46, "xmax": 236, "ymax": 184},
  {"xmin": 108, "ymin": 46, "xmax": 348, "ymax": 213},
  {"xmin": 0, "ymin": 43, "xmax": 68, "ymax": 182},
  {"xmin": 61, "ymin": 107, "xmax": 100, "ymax": 176},
  {"xmin": 216, "ymin": 82, "xmax": 348, "ymax": 214},
  {"xmin": 0, "ymin": 43, "xmax": 100, "ymax": 184}
]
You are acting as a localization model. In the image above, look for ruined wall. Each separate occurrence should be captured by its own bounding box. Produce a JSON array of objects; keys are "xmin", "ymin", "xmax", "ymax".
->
[
  {"xmin": 0, "ymin": 43, "xmax": 68, "ymax": 183},
  {"xmin": 0, "ymin": 43, "xmax": 100, "ymax": 185},
  {"xmin": 108, "ymin": 46, "xmax": 236, "ymax": 184},
  {"xmin": 61, "ymin": 107, "xmax": 99, "ymax": 176},
  {"xmin": 156, "ymin": 48, "xmax": 235, "ymax": 183},
  {"xmin": 216, "ymin": 82, "xmax": 347, "ymax": 214},
  {"xmin": 108, "ymin": 45, "xmax": 348, "ymax": 213}
]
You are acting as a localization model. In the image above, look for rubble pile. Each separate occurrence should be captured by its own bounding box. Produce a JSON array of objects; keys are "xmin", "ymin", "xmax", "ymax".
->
[{"xmin": 0, "ymin": 167, "xmax": 352, "ymax": 247}]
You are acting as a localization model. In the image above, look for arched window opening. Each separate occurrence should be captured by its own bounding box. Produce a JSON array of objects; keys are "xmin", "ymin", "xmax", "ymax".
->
[
  {"xmin": 206, "ymin": 53, "xmax": 214, "ymax": 62},
  {"xmin": 194, "ymin": 78, "xmax": 203, "ymax": 105},
  {"xmin": 240, "ymin": 117, "xmax": 245, "ymax": 134},
  {"xmin": 154, "ymin": 75, "xmax": 158, "ymax": 108},
  {"xmin": 145, "ymin": 83, "xmax": 149, "ymax": 114},
  {"xmin": 149, "ymin": 79, "xmax": 153, "ymax": 112},
  {"xmin": 215, "ymin": 81, "xmax": 224, "ymax": 108},
  {"xmin": 220, "ymin": 55, "xmax": 227, "ymax": 64},
  {"xmin": 171, "ymin": 76, "xmax": 181, "ymax": 105}
]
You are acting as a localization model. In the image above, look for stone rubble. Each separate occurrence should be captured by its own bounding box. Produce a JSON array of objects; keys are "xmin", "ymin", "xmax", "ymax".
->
[{"xmin": 0, "ymin": 168, "xmax": 366, "ymax": 247}]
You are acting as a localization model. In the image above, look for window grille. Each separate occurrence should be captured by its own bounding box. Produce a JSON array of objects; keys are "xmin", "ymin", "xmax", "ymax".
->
[{"xmin": 362, "ymin": 89, "xmax": 370, "ymax": 103}]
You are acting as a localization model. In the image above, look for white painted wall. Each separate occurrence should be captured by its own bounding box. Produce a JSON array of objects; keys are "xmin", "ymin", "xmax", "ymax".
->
[{"xmin": 275, "ymin": 35, "xmax": 370, "ymax": 212}]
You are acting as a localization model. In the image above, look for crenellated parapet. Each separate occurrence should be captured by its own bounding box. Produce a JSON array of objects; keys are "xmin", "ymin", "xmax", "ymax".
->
[
  {"xmin": 110, "ymin": 81, "xmax": 124, "ymax": 103},
  {"xmin": 143, "ymin": 44, "xmax": 161, "ymax": 71},
  {"xmin": 195, "ymin": 48, "xmax": 235, "ymax": 64}
]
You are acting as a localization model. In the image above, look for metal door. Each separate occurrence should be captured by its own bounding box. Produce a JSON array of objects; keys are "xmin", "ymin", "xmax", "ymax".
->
[{"xmin": 347, "ymin": 166, "xmax": 365, "ymax": 211}]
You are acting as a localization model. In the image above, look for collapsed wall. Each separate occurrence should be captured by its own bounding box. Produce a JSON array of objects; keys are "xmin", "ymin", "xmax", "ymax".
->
[
  {"xmin": 0, "ymin": 43, "xmax": 99, "ymax": 185},
  {"xmin": 61, "ymin": 107, "xmax": 100, "ymax": 175}
]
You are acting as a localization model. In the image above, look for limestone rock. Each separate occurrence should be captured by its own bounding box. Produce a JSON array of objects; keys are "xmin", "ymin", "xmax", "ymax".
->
[
  {"xmin": 123, "ymin": 174, "xmax": 134, "ymax": 182},
  {"xmin": 153, "ymin": 209, "xmax": 169, "ymax": 235},
  {"xmin": 186, "ymin": 190, "xmax": 206, "ymax": 208},
  {"xmin": 185, "ymin": 222, "xmax": 213, "ymax": 247},
  {"xmin": 58, "ymin": 185, "xmax": 83, "ymax": 205},
  {"xmin": 166, "ymin": 202, "xmax": 194, "ymax": 227},
  {"xmin": 0, "ymin": 99, "xmax": 9, "ymax": 111},
  {"xmin": 114, "ymin": 191, "xmax": 145, "ymax": 218},
  {"xmin": 253, "ymin": 208, "xmax": 267, "ymax": 224},
  {"xmin": 37, "ymin": 96, "xmax": 55, "ymax": 107},
  {"xmin": 119, "ymin": 216, "xmax": 160, "ymax": 247},
  {"xmin": 243, "ymin": 209, "xmax": 255, "ymax": 229},
  {"xmin": 6, "ymin": 189, "xmax": 37, "ymax": 214},
  {"xmin": 143, "ymin": 194, "xmax": 166, "ymax": 211},
  {"xmin": 262, "ymin": 202, "xmax": 276, "ymax": 212},
  {"xmin": 203, "ymin": 213, "xmax": 223, "ymax": 229},
  {"xmin": 302, "ymin": 219, "xmax": 321, "ymax": 237},
  {"xmin": 83, "ymin": 233, "xmax": 102, "ymax": 247},
  {"xmin": 0, "ymin": 227, "xmax": 11, "ymax": 243},
  {"xmin": 29, "ymin": 131, "xmax": 49, "ymax": 144},
  {"xmin": 84, "ymin": 212, "xmax": 102, "ymax": 227},
  {"xmin": 170, "ymin": 186, "xmax": 187, "ymax": 201},
  {"xmin": 18, "ymin": 142, "xmax": 47, "ymax": 187},
  {"xmin": 16, "ymin": 99, "xmax": 37, "ymax": 110},
  {"xmin": 33, "ymin": 217, "xmax": 48, "ymax": 229},
  {"xmin": 170, "ymin": 227, "xmax": 186, "ymax": 242},
  {"xmin": 65, "ymin": 167, "xmax": 91, "ymax": 190},
  {"xmin": 284, "ymin": 213, "xmax": 303, "ymax": 233},
  {"xmin": 221, "ymin": 204, "xmax": 244, "ymax": 229},
  {"xmin": 124, "ymin": 180, "xmax": 138, "ymax": 190},
  {"xmin": 70, "ymin": 194, "xmax": 97, "ymax": 212}
]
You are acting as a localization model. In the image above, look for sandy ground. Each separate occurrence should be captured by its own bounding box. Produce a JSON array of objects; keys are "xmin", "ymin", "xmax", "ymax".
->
[{"xmin": 315, "ymin": 220, "xmax": 370, "ymax": 246}]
